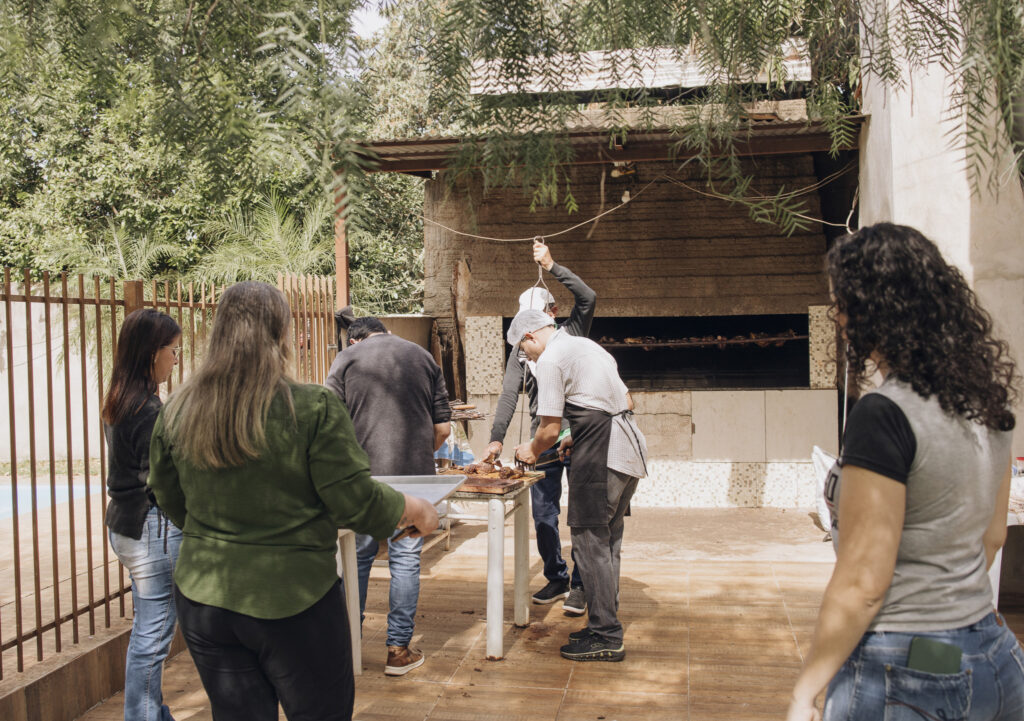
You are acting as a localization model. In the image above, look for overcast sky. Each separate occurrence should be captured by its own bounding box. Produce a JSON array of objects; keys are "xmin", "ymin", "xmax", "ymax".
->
[{"xmin": 352, "ymin": 5, "xmax": 387, "ymax": 38}]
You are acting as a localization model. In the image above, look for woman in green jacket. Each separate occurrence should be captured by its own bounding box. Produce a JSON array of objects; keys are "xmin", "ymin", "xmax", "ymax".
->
[{"xmin": 149, "ymin": 281, "xmax": 437, "ymax": 721}]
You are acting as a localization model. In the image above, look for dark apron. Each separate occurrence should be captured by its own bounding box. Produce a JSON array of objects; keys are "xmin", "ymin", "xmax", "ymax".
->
[{"xmin": 562, "ymin": 402, "xmax": 614, "ymax": 528}]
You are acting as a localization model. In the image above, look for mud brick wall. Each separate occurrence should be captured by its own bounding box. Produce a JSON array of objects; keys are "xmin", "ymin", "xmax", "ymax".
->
[{"xmin": 424, "ymin": 155, "xmax": 831, "ymax": 329}]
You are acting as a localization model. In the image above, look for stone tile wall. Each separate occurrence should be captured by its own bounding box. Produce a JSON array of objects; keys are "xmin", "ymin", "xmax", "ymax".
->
[
  {"xmin": 464, "ymin": 316, "xmax": 505, "ymax": 395},
  {"xmin": 552, "ymin": 460, "xmax": 821, "ymax": 508},
  {"xmin": 809, "ymin": 304, "xmax": 837, "ymax": 389}
]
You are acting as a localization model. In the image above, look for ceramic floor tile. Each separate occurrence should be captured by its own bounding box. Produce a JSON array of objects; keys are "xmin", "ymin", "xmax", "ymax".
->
[
  {"xmin": 449, "ymin": 656, "xmax": 572, "ymax": 689},
  {"xmin": 689, "ymin": 702, "xmax": 785, "ymax": 721},
  {"xmin": 557, "ymin": 688, "xmax": 688, "ymax": 720},
  {"xmin": 67, "ymin": 509, "xmax": 890, "ymax": 721},
  {"xmin": 567, "ymin": 661, "xmax": 688, "ymax": 695},
  {"xmin": 359, "ymin": 645, "xmax": 465, "ymax": 683},
  {"xmin": 431, "ymin": 684, "xmax": 563, "ymax": 721}
]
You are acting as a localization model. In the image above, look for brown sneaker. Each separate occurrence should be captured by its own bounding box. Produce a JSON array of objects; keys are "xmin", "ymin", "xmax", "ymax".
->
[{"xmin": 385, "ymin": 645, "xmax": 424, "ymax": 676}]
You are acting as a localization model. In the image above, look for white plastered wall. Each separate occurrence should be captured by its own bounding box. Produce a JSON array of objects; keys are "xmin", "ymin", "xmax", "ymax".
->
[{"xmin": 858, "ymin": 37, "xmax": 1024, "ymax": 457}]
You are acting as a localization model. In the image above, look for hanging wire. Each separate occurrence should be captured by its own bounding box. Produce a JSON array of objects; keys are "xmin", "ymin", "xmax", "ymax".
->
[
  {"xmin": 418, "ymin": 162, "xmax": 859, "ymax": 241},
  {"xmin": 845, "ymin": 186, "xmax": 859, "ymax": 233},
  {"xmin": 659, "ymin": 175, "xmax": 855, "ymax": 229},
  {"xmin": 419, "ymin": 177, "xmax": 662, "ymax": 242}
]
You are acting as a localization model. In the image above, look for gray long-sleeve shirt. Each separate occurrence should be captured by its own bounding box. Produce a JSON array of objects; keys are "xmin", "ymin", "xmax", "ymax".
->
[{"xmin": 489, "ymin": 262, "xmax": 596, "ymax": 443}]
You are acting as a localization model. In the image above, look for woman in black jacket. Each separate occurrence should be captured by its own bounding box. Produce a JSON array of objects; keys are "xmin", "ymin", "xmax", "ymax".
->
[{"xmin": 103, "ymin": 308, "xmax": 182, "ymax": 721}]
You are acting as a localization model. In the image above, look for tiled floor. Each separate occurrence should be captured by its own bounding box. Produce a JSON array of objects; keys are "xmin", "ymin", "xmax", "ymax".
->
[{"xmin": 77, "ymin": 509, "xmax": 1024, "ymax": 721}]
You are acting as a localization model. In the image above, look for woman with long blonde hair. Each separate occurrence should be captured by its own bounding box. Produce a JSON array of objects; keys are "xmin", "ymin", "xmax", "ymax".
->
[{"xmin": 149, "ymin": 282, "xmax": 437, "ymax": 721}]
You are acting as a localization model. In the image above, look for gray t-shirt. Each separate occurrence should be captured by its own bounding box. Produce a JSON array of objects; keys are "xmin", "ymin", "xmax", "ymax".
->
[
  {"xmin": 535, "ymin": 330, "xmax": 647, "ymax": 479},
  {"xmin": 826, "ymin": 377, "xmax": 1012, "ymax": 632},
  {"xmin": 325, "ymin": 334, "xmax": 451, "ymax": 476}
]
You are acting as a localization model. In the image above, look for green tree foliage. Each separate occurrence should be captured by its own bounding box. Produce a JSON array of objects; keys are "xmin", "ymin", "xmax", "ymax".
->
[
  {"xmin": 2, "ymin": 0, "xmax": 1019, "ymax": 296},
  {"xmin": 197, "ymin": 192, "xmax": 335, "ymax": 284},
  {"xmin": 420, "ymin": 0, "xmax": 1023, "ymax": 211},
  {"xmin": 0, "ymin": 61, "xmax": 233, "ymax": 271},
  {"xmin": 44, "ymin": 220, "xmax": 179, "ymax": 280},
  {"xmin": 0, "ymin": 0, "xmax": 359, "ymax": 273},
  {"xmin": 348, "ymin": 173, "xmax": 424, "ymax": 314},
  {"xmin": 0, "ymin": 0, "xmax": 430, "ymax": 314},
  {"xmin": 341, "ymin": 0, "xmax": 457, "ymax": 314}
]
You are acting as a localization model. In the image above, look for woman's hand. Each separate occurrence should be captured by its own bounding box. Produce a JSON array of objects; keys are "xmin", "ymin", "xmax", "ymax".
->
[
  {"xmin": 399, "ymin": 494, "xmax": 439, "ymax": 538},
  {"xmin": 785, "ymin": 695, "xmax": 820, "ymax": 721}
]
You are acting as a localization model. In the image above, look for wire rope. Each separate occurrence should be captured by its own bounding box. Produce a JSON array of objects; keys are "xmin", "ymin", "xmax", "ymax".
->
[{"xmin": 418, "ymin": 162, "xmax": 858, "ymax": 240}]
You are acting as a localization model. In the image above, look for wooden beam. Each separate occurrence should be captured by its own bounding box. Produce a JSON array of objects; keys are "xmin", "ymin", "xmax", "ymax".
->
[
  {"xmin": 333, "ymin": 190, "xmax": 350, "ymax": 308},
  {"xmin": 368, "ymin": 131, "xmax": 857, "ymax": 174}
]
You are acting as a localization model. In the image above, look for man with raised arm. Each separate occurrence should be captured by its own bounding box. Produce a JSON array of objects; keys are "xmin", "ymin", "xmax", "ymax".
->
[{"xmin": 486, "ymin": 240, "xmax": 596, "ymax": 615}]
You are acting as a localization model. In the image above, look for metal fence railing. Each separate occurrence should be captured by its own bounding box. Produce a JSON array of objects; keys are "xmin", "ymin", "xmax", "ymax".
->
[{"xmin": 0, "ymin": 269, "xmax": 337, "ymax": 678}]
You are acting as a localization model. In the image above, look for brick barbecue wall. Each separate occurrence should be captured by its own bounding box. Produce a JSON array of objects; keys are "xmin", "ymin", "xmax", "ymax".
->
[
  {"xmin": 424, "ymin": 154, "xmax": 831, "ymax": 327},
  {"xmin": 434, "ymin": 154, "xmax": 840, "ymax": 508}
]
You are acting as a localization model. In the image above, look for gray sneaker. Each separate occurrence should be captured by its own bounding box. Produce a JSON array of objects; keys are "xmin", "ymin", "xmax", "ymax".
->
[{"xmin": 563, "ymin": 586, "xmax": 586, "ymax": 616}]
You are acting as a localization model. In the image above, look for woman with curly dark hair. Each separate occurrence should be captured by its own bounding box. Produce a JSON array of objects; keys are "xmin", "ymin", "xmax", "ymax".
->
[{"xmin": 787, "ymin": 223, "xmax": 1024, "ymax": 721}]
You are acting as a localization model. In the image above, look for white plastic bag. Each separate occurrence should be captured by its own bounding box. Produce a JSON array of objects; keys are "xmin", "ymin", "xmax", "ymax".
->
[{"xmin": 812, "ymin": 445, "xmax": 837, "ymax": 536}]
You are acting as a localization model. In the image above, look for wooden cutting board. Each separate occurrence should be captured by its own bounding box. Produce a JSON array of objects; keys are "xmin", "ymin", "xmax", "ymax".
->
[
  {"xmin": 439, "ymin": 468, "xmax": 542, "ymax": 495},
  {"xmin": 458, "ymin": 477, "xmax": 525, "ymax": 494}
]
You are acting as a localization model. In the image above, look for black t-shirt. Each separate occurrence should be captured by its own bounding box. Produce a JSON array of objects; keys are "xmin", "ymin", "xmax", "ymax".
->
[{"xmin": 840, "ymin": 393, "xmax": 917, "ymax": 484}]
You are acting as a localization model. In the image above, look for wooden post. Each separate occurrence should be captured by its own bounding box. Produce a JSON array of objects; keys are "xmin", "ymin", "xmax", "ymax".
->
[
  {"xmin": 333, "ymin": 190, "xmax": 350, "ymax": 309},
  {"xmin": 123, "ymin": 280, "xmax": 144, "ymax": 317}
]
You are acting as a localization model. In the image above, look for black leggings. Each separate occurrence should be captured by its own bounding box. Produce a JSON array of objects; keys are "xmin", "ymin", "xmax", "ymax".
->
[{"xmin": 174, "ymin": 581, "xmax": 354, "ymax": 721}]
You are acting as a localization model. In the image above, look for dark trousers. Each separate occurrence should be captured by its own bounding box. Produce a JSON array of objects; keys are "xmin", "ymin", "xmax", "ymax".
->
[
  {"xmin": 174, "ymin": 581, "xmax": 354, "ymax": 721},
  {"xmin": 533, "ymin": 450, "xmax": 583, "ymax": 588},
  {"xmin": 570, "ymin": 469, "xmax": 639, "ymax": 645}
]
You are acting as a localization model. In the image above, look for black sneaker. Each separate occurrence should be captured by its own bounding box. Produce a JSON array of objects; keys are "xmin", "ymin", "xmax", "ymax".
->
[
  {"xmin": 563, "ymin": 586, "xmax": 586, "ymax": 616},
  {"xmin": 560, "ymin": 634, "xmax": 625, "ymax": 662},
  {"xmin": 532, "ymin": 580, "xmax": 570, "ymax": 604},
  {"xmin": 567, "ymin": 627, "xmax": 596, "ymax": 643}
]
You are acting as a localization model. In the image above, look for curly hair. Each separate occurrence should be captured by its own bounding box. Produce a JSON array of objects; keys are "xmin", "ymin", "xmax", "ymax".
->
[{"xmin": 828, "ymin": 223, "xmax": 1018, "ymax": 431}]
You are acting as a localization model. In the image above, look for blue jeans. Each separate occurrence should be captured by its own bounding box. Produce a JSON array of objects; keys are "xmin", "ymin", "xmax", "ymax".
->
[
  {"xmin": 824, "ymin": 612, "xmax": 1024, "ymax": 721},
  {"xmin": 533, "ymin": 450, "xmax": 582, "ymax": 588},
  {"xmin": 355, "ymin": 532, "xmax": 423, "ymax": 647},
  {"xmin": 108, "ymin": 508, "xmax": 183, "ymax": 721}
]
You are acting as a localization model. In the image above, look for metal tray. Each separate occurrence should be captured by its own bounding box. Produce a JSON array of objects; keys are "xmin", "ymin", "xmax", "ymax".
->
[{"xmin": 373, "ymin": 475, "xmax": 467, "ymax": 506}]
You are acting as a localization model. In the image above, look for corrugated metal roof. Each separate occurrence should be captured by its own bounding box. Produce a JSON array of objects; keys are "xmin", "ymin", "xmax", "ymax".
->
[
  {"xmin": 468, "ymin": 42, "xmax": 811, "ymax": 95},
  {"xmin": 370, "ymin": 101, "xmax": 810, "ymax": 151}
]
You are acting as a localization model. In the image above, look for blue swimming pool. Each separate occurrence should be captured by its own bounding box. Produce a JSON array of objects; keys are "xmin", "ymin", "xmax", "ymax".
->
[{"xmin": 0, "ymin": 482, "xmax": 103, "ymax": 520}]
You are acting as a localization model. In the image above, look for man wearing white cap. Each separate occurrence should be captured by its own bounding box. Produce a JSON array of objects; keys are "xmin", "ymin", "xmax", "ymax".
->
[
  {"xmin": 486, "ymin": 241, "xmax": 595, "ymax": 613},
  {"xmin": 508, "ymin": 309, "xmax": 647, "ymax": 663}
]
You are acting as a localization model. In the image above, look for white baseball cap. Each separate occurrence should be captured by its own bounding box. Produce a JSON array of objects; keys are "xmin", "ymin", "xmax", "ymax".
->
[
  {"xmin": 506, "ymin": 309, "xmax": 555, "ymax": 347},
  {"xmin": 518, "ymin": 287, "xmax": 556, "ymax": 312}
]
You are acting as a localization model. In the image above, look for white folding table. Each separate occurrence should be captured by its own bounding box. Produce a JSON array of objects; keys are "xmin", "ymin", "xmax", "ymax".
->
[
  {"xmin": 334, "ymin": 474, "xmax": 465, "ymax": 675},
  {"xmin": 444, "ymin": 474, "xmax": 541, "ymax": 660}
]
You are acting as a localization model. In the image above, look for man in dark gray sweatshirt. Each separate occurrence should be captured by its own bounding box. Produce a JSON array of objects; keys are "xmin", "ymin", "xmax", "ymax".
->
[
  {"xmin": 325, "ymin": 317, "xmax": 451, "ymax": 676},
  {"xmin": 485, "ymin": 240, "xmax": 596, "ymax": 614}
]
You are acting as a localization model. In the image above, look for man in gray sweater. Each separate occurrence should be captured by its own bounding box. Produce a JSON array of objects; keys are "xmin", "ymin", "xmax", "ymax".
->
[
  {"xmin": 325, "ymin": 316, "xmax": 451, "ymax": 676},
  {"xmin": 485, "ymin": 240, "xmax": 596, "ymax": 614}
]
